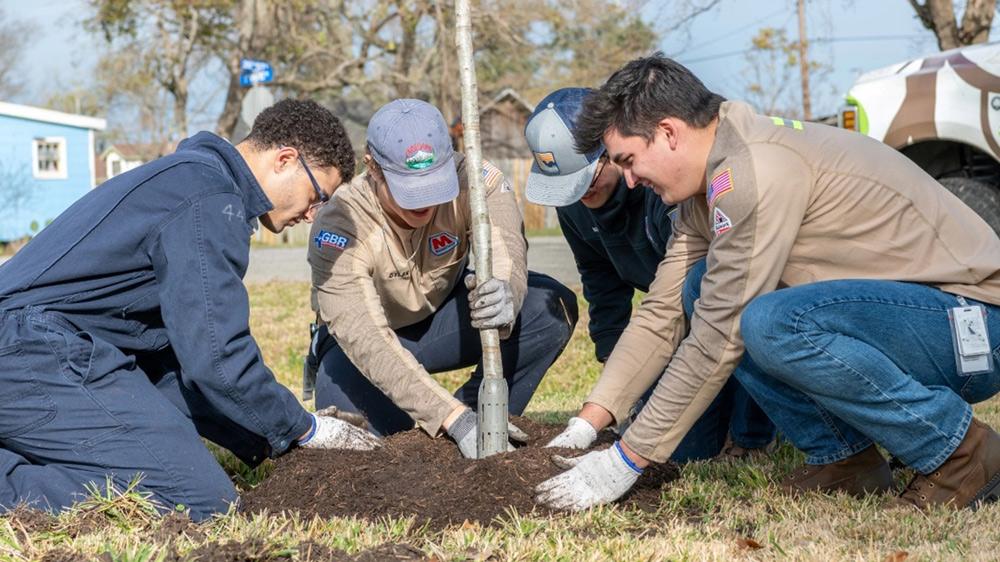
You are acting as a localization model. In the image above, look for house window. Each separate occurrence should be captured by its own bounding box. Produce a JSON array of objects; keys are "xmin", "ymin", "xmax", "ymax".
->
[{"xmin": 33, "ymin": 137, "xmax": 68, "ymax": 180}]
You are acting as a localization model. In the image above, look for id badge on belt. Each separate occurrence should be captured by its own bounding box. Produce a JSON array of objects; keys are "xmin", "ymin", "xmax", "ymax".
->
[{"xmin": 949, "ymin": 296, "xmax": 994, "ymax": 376}]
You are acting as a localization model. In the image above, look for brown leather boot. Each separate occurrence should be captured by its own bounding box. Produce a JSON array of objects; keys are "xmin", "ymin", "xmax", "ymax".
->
[
  {"xmin": 893, "ymin": 418, "xmax": 1000, "ymax": 511},
  {"xmin": 781, "ymin": 445, "xmax": 893, "ymax": 497}
]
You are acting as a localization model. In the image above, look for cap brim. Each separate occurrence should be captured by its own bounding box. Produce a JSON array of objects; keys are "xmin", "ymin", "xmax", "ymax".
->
[
  {"xmin": 525, "ymin": 158, "xmax": 599, "ymax": 207},
  {"xmin": 382, "ymin": 154, "xmax": 460, "ymax": 210}
]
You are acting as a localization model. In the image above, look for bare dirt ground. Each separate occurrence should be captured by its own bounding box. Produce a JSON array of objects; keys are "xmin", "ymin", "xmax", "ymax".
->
[{"xmin": 241, "ymin": 417, "xmax": 678, "ymax": 530}]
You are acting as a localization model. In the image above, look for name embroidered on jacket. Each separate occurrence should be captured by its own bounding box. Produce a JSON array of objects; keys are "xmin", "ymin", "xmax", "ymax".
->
[
  {"xmin": 314, "ymin": 230, "xmax": 350, "ymax": 250},
  {"xmin": 428, "ymin": 232, "xmax": 459, "ymax": 256}
]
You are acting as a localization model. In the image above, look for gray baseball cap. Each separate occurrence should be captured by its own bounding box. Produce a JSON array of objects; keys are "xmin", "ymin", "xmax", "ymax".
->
[
  {"xmin": 367, "ymin": 99, "xmax": 459, "ymax": 210},
  {"xmin": 524, "ymin": 88, "xmax": 605, "ymax": 207}
]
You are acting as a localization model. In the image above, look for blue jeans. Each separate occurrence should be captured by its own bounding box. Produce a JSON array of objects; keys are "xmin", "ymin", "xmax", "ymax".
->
[
  {"xmin": 662, "ymin": 259, "xmax": 776, "ymax": 462},
  {"xmin": 0, "ymin": 310, "xmax": 238, "ymax": 521},
  {"xmin": 315, "ymin": 272, "xmax": 578, "ymax": 436},
  {"xmin": 736, "ymin": 280, "xmax": 1000, "ymax": 474}
]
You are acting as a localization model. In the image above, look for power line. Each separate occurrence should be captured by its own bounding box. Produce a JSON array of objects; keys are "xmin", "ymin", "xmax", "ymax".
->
[
  {"xmin": 679, "ymin": 6, "xmax": 789, "ymax": 55},
  {"xmin": 679, "ymin": 34, "xmax": 928, "ymax": 64}
]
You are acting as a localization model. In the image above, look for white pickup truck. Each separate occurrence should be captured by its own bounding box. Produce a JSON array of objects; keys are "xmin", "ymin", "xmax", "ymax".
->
[{"xmin": 840, "ymin": 42, "xmax": 1000, "ymax": 233}]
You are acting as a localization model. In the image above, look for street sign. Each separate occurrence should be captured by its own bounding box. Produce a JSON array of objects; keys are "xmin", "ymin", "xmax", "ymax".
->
[
  {"xmin": 239, "ymin": 58, "xmax": 274, "ymax": 87},
  {"xmin": 241, "ymin": 86, "xmax": 275, "ymax": 127}
]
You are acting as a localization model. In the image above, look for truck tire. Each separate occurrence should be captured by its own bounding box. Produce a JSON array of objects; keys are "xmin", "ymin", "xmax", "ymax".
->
[{"xmin": 938, "ymin": 177, "xmax": 1000, "ymax": 235}]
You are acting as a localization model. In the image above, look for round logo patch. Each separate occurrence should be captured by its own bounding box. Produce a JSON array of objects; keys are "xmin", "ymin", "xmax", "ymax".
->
[{"xmin": 405, "ymin": 143, "xmax": 435, "ymax": 169}]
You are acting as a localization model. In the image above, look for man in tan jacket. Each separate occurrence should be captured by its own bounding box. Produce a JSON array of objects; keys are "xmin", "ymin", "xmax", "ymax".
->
[
  {"xmin": 534, "ymin": 53, "xmax": 1000, "ymax": 511},
  {"xmin": 307, "ymin": 99, "xmax": 578, "ymax": 458}
]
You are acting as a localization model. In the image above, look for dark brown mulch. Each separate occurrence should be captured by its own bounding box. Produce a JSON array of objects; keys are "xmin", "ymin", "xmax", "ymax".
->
[
  {"xmin": 40, "ymin": 549, "xmax": 83, "ymax": 562},
  {"xmin": 148, "ymin": 511, "xmax": 207, "ymax": 544},
  {"xmin": 5, "ymin": 506, "xmax": 59, "ymax": 538},
  {"xmin": 241, "ymin": 417, "xmax": 678, "ymax": 530}
]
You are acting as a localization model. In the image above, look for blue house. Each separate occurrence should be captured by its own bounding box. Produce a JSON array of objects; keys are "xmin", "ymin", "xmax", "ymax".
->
[{"xmin": 0, "ymin": 101, "xmax": 106, "ymax": 241}]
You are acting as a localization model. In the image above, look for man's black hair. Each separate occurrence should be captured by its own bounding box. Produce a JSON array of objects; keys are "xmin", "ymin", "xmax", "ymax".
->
[
  {"xmin": 573, "ymin": 52, "xmax": 725, "ymax": 154},
  {"xmin": 243, "ymin": 99, "xmax": 356, "ymax": 182}
]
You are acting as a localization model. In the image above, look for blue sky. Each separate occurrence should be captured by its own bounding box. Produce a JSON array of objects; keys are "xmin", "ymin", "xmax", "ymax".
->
[{"xmin": 4, "ymin": 0, "xmax": 962, "ymax": 129}]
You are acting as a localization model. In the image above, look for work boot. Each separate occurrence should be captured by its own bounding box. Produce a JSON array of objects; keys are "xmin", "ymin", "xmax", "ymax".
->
[
  {"xmin": 781, "ymin": 445, "xmax": 893, "ymax": 497},
  {"xmin": 717, "ymin": 438, "xmax": 777, "ymax": 460},
  {"xmin": 893, "ymin": 418, "xmax": 1000, "ymax": 511}
]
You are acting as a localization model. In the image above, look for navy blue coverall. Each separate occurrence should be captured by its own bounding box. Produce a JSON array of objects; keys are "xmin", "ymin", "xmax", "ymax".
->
[
  {"xmin": 0, "ymin": 132, "xmax": 311, "ymax": 520},
  {"xmin": 558, "ymin": 180, "xmax": 775, "ymax": 460}
]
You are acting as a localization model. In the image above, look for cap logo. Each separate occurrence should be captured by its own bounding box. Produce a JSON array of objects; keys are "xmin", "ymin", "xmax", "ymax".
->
[
  {"xmin": 405, "ymin": 143, "xmax": 435, "ymax": 169},
  {"xmin": 534, "ymin": 151, "xmax": 559, "ymax": 174}
]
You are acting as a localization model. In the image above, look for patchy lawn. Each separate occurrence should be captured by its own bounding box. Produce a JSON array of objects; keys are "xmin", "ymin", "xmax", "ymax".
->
[{"xmin": 3, "ymin": 281, "xmax": 999, "ymax": 561}]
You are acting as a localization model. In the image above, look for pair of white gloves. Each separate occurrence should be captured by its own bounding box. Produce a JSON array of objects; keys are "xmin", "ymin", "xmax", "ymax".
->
[{"xmin": 535, "ymin": 416, "xmax": 644, "ymax": 512}]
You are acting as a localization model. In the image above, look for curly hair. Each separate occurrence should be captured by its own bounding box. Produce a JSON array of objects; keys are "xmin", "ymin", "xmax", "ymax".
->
[
  {"xmin": 574, "ymin": 53, "xmax": 725, "ymax": 155},
  {"xmin": 243, "ymin": 99, "xmax": 356, "ymax": 182}
]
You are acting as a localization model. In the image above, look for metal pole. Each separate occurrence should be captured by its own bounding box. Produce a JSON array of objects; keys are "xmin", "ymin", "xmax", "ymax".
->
[{"xmin": 455, "ymin": 0, "xmax": 508, "ymax": 458}]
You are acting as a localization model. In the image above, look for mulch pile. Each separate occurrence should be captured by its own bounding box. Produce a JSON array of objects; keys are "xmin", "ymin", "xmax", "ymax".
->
[{"xmin": 242, "ymin": 417, "xmax": 678, "ymax": 529}]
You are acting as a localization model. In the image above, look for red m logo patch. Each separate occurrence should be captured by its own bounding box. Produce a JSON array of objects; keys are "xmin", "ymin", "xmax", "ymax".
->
[{"xmin": 428, "ymin": 232, "xmax": 459, "ymax": 256}]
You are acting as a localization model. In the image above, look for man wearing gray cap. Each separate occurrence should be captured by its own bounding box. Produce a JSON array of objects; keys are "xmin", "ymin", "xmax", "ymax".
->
[
  {"xmin": 306, "ymin": 99, "xmax": 578, "ymax": 457},
  {"xmin": 525, "ymin": 87, "xmax": 774, "ymax": 462}
]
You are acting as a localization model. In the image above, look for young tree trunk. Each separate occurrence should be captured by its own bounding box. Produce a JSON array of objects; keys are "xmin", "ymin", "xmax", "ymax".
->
[{"xmin": 455, "ymin": 0, "xmax": 508, "ymax": 459}]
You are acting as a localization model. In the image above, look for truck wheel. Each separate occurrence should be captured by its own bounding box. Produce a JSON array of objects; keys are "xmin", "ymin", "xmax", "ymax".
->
[{"xmin": 938, "ymin": 177, "xmax": 1000, "ymax": 235}]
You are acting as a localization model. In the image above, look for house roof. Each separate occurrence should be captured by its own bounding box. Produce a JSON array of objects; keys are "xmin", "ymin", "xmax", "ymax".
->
[
  {"xmin": 101, "ymin": 141, "xmax": 173, "ymax": 162},
  {"xmin": 0, "ymin": 101, "xmax": 106, "ymax": 131},
  {"xmin": 479, "ymin": 88, "xmax": 535, "ymax": 116}
]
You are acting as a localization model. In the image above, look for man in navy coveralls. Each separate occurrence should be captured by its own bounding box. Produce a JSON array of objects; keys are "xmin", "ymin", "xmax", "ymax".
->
[{"xmin": 0, "ymin": 99, "xmax": 378, "ymax": 521}]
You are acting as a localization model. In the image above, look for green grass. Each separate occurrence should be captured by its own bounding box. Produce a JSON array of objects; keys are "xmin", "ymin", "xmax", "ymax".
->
[{"xmin": 5, "ymin": 281, "xmax": 1000, "ymax": 560}]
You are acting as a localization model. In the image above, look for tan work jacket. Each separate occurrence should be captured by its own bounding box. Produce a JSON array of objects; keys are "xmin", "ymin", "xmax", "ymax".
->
[
  {"xmin": 308, "ymin": 155, "xmax": 527, "ymax": 435},
  {"xmin": 589, "ymin": 101, "xmax": 1000, "ymax": 462}
]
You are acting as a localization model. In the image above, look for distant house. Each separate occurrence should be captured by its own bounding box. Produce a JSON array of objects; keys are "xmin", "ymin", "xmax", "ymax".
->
[
  {"xmin": 0, "ymin": 101, "xmax": 106, "ymax": 241},
  {"xmin": 96, "ymin": 142, "xmax": 173, "ymax": 184},
  {"xmin": 452, "ymin": 88, "xmax": 554, "ymax": 230}
]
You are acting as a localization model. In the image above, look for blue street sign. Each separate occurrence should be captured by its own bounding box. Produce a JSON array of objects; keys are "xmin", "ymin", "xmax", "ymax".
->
[{"xmin": 240, "ymin": 58, "xmax": 274, "ymax": 87}]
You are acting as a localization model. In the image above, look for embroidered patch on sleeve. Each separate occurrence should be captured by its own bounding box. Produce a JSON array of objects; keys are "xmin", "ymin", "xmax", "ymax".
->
[
  {"xmin": 707, "ymin": 168, "xmax": 734, "ymax": 206},
  {"xmin": 482, "ymin": 160, "xmax": 503, "ymax": 187},
  {"xmin": 712, "ymin": 207, "xmax": 732, "ymax": 236},
  {"xmin": 314, "ymin": 230, "xmax": 350, "ymax": 250}
]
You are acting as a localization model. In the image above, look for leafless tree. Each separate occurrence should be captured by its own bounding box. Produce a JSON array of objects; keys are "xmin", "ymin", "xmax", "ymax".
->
[
  {"xmin": 908, "ymin": 0, "xmax": 997, "ymax": 50},
  {"xmin": 0, "ymin": 8, "xmax": 36, "ymax": 100}
]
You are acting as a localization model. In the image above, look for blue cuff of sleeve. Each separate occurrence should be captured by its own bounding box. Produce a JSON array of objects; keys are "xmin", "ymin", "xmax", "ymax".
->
[
  {"xmin": 299, "ymin": 414, "xmax": 318, "ymax": 445},
  {"xmin": 615, "ymin": 440, "xmax": 644, "ymax": 475}
]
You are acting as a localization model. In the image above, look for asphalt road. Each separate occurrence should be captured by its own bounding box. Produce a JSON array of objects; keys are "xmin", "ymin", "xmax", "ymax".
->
[{"xmin": 244, "ymin": 236, "xmax": 581, "ymax": 287}]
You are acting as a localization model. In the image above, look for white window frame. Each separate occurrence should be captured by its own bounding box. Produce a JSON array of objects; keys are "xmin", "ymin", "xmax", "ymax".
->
[{"xmin": 32, "ymin": 136, "xmax": 68, "ymax": 180}]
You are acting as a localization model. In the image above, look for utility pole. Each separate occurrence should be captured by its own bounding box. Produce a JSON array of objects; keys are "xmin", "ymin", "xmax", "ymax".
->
[
  {"xmin": 797, "ymin": 0, "xmax": 812, "ymax": 120},
  {"xmin": 455, "ymin": 0, "xmax": 509, "ymax": 458}
]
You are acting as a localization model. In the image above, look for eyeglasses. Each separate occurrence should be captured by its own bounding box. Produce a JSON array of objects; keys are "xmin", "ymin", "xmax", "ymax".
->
[
  {"xmin": 298, "ymin": 154, "xmax": 328, "ymax": 206},
  {"xmin": 589, "ymin": 153, "xmax": 609, "ymax": 188}
]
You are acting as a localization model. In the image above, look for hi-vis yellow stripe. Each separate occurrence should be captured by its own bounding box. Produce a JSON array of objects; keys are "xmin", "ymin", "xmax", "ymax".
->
[{"xmin": 770, "ymin": 116, "xmax": 803, "ymax": 130}]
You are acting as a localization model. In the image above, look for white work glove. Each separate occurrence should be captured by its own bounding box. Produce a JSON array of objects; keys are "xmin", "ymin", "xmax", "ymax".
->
[
  {"xmin": 299, "ymin": 413, "xmax": 381, "ymax": 450},
  {"xmin": 534, "ymin": 442, "xmax": 642, "ymax": 511},
  {"xmin": 464, "ymin": 274, "xmax": 515, "ymax": 330},
  {"xmin": 544, "ymin": 416, "xmax": 598, "ymax": 449},
  {"xmin": 446, "ymin": 408, "xmax": 528, "ymax": 459}
]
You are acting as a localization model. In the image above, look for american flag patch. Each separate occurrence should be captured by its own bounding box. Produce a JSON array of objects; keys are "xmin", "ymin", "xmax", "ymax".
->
[
  {"xmin": 707, "ymin": 168, "xmax": 734, "ymax": 206},
  {"xmin": 482, "ymin": 160, "xmax": 503, "ymax": 187}
]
